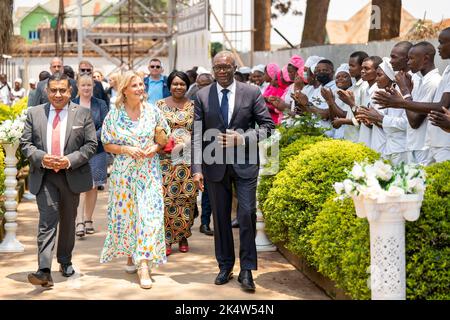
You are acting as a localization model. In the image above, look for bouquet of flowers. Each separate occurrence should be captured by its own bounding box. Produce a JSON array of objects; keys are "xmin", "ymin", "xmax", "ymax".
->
[
  {"xmin": 0, "ymin": 109, "xmax": 27, "ymax": 143},
  {"xmin": 333, "ymin": 160, "xmax": 426, "ymax": 201}
]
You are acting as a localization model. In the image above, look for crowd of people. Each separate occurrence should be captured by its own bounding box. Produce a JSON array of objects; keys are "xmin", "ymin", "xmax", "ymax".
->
[{"xmin": 18, "ymin": 26, "xmax": 450, "ymax": 292}]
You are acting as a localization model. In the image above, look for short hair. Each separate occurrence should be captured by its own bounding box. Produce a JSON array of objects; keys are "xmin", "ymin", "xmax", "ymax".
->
[
  {"xmin": 412, "ymin": 41, "xmax": 436, "ymax": 59},
  {"xmin": 197, "ymin": 73, "xmax": 214, "ymax": 82},
  {"xmin": 394, "ymin": 41, "xmax": 413, "ymax": 54},
  {"xmin": 213, "ymin": 51, "xmax": 236, "ymax": 66},
  {"xmin": 63, "ymin": 65, "xmax": 75, "ymax": 79},
  {"xmin": 363, "ymin": 56, "xmax": 383, "ymax": 69},
  {"xmin": 39, "ymin": 71, "xmax": 51, "ymax": 82},
  {"xmin": 149, "ymin": 58, "xmax": 164, "ymax": 68},
  {"xmin": 317, "ymin": 59, "xmax": 334, "ymax": 70},
  {"xmin": 78, "ymin": 60, "xmax": 93, "ymax": 68},
  {"xmin": 186, "ymin": 69, "xmax": 198, "ymax": 81},
  {"xmin": 167, "ymin": 70, "xmax": 191, "ymax": 89},
  {"xmin": 47, "ymin": 72, "xmax": 70, "ymax": 86},
  {"xmin": 77, "ymin": 73, "xmax": 94, "ymax": 86},
  {"xmin": 350, "ymin": 51, "xmax": 369, "ymax": 65}
]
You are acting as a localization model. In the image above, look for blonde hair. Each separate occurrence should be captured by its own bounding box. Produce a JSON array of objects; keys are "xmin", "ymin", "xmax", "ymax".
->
[
  {"xmin": 115, "ymin": 71, "xmax": 147, "ymax": 108},
  {"xmin": 76, "ymin": 73, "xmax": 94, "ymax": 97}
]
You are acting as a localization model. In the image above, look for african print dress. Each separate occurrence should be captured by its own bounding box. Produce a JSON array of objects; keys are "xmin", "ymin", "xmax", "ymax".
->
[
  {"xmin": 156, "ymin": 99, "xmax": 198, "ymax": 245},
  {"xmin": 99, "ymin": 102, "xmax": 170, "ymax": 267}
]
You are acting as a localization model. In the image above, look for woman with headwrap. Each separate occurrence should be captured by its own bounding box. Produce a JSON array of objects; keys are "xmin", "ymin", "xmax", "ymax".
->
[{"xmin": 263, "ymin": 63, "xmax": 292, "ymax": 125}]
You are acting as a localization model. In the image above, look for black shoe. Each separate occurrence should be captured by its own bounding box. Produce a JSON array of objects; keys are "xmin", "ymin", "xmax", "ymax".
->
[
  {"xmin": 214, "ymin": 269, "xmax": 233, "ymax": 285},
  {"xmin": 97, "ymin": 185, "xmax": 105, "ymax": 191},
  {"xmin": 238, "ymin": 270, "xmax": 256, "ymax": 292},
  {"xmin": 28, "ymin": 270, "xmax": 54, "ymax": 287},
  {"xmin": 59, "ymin": 263, "xmax": 75, "ymax": 277},
  {"xmin": 199, "ymin": 224, "xmax": 214, "ymax": 236},
  {"xmin": 231, "ymin": 218, "xmax": 239, "ymax": 228}
]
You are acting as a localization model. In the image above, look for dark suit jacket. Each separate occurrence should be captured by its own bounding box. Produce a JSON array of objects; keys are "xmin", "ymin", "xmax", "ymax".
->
[
  {"xmin": 191, "ymin": 81, "xmax": 275, "ymax": 182},
  {"xmin": 20, "ymin": 101, "xmax": 98, "ymax": 194},
  {"xmin": 72, "ymin": 96, "xmax": 109, "ymax": 153}
]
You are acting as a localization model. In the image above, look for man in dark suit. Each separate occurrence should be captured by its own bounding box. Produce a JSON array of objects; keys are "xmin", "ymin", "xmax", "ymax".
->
[
  {"xmin": 192, "ymin": 51, "xmax": 275, "ymax": 292},
  {"xmin": 20, "ymin": 73, "xmax": 97, "ymax": 287}
]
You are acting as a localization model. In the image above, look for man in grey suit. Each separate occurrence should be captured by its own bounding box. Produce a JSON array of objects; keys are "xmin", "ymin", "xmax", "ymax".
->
[
  {"xmin": 28, "ymin": 57, "xmax": 78, "ymax": 107},
  {"xmin": 20, "ymin": 73, "xmax": 97, "ymax": 287},
  {"xmin": 192, "ymin": 51, "xmax": 275, "ymax": 292}
]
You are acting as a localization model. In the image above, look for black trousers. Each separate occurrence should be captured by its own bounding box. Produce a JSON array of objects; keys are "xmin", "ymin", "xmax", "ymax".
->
[
  {"xmin": 206, "ymin": 165, "xmax": 257, "ymax": 271},
  {"xmin": 36, "ymin": 170, "xmax": 80, "ymax": 270}
]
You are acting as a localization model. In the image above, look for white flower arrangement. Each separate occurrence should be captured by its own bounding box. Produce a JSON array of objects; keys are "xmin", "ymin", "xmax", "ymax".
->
[
  {"xmin": 0, "ymin": 109, "xmax": 27, "ymax": 144},
  {"xmin": 334, "ymin": 160, "xmax": 426, "ymax": 201}
]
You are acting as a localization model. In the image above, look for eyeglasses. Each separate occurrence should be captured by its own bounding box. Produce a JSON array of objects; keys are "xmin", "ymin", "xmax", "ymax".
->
[
  {"xmin": 48, "ymin": 88, "xmax": 69, "ymax": 95},
  {"xmin": 149, "ymin": 65, "xmax": 161, "ymax": 69},
  {"xmin": 212, "ymin": 65, "xmax": 234, "ymax": 72},
  {"xmin": 80, "ymin": 68, "xmax": 92, "ymax": 73}
]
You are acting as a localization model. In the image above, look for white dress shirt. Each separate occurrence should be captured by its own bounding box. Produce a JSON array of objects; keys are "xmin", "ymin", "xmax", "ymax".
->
[
  {"xmin": 382, "ymin": 107, "xmax": 408, "ymax": 156},
  {"xmin": 408, "ymin": 68, "xmax": 441, "ymax": 151},
  {"xmin": 357, "ymin": 82, "xmax": 377, "ymax": 148},
  {"xmin": 47, "ymin": 104, "xmax": 69, "ymax": 156},
  {"xmin": 426, "ymin": 65, "xmax": 450, "ymax": 148},
  {"xmin": 217, "ymin": 80, "xmax": 236, "ymax": 126}
]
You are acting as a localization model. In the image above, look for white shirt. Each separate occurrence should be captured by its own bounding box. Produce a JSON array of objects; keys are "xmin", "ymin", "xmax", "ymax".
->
[
  {"xmin": 46, "ymin": 104, "xmax": 69, "ymax": 156},
  {"xmin": 382, "ymin": 107, "xmax": 408, "ymax": 155},
  {"xmin": 357, "ymin": 82, "xmax": 376, "ymax": 148},
  {"xmin": 217, "ymin": 80, "xmax": 236, "ymax": 126},
  {"xmin": 408, "ymin": 68, "xmax": 441, "ymax": 151},
  {"xmin": 352, "ymin": 78, "xmax": 366, "ymax": 107},
  {"xmin": 310, "ymin": 81, "xmax": 337, "ymax": 137},
  {"xmin": 426, "ymin": 65, "xmax": 450, "ymax": 148},
  {"xmin": 0, "ymin": 83, "xmax": 11, "ymax": 105}
]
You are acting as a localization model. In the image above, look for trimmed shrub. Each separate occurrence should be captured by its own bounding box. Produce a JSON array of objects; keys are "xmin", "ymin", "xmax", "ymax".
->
[
  {"xmin": 263, "ymin": 140, "xmax": 379, "ymax": 258},
  {"xmin": 405, "ymin": 161, "xmax": 450, "ymax": 300},
  {"xmin": 258, "ymin": 135, "xmax": 327, "ymax": 206}
]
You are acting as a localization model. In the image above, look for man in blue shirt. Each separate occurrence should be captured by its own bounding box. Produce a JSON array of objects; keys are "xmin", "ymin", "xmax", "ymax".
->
[{"xmin": 144, "ymin": 58, "xmax": 171, "ymax": 105}]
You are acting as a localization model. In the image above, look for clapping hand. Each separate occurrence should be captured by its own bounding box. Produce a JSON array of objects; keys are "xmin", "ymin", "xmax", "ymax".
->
[
  {"xmin": 429, "ymin": 107, "xmax": 450, "ymax": 133},
  {"xmin": 336, "ymin": 89, "xmax": 355, "ymax": 107},
  {"xmin": 331, "ymin": 117, "xmax": 345, "ymax": 129},
  {"xmin": 395, "ymin": 71, "xmax": 413, "ymax": 94},
  {"xmin": 320, "ymin": 87, "xmax": 335, "ymax": 104},
  {"xmin": 373, "ymin": 88, "xmax": 404, "ymax": 109}
]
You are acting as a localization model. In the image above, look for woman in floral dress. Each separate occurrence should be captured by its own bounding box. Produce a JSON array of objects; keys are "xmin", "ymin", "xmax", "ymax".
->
[
  {"xmin": 156, "ymin": 70, "xmax": 197, "ymax": 256},
  {"xmin": 100, "ymin": 71, "xmax": 170, "ymax": 289}
]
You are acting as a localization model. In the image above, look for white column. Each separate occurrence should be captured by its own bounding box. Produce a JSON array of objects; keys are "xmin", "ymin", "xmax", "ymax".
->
[
  {"xmin": 255, "ymin": 142, "xmax": 276, "ymax": 252},
  {"xmin": 0, "ymin": 142, "xmax": 24, "ymax": 253},
  {"xmin": 353, "ymin": 194, "xmax": 422, "ymax": 300}
]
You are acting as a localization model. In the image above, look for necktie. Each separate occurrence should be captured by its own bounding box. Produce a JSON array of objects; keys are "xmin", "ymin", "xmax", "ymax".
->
[
  {"xmin": 51, "ymin": 109, "xmax": 62, "ymax": 157},
  {"xmin": 220, "ymin": 88, "xmax": 229, "ymax": 126}
]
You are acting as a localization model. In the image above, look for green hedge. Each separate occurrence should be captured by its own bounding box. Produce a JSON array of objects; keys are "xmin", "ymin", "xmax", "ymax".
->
[
  {"xmin": 263, "ymin": 140, "xmax": 379, "ymax": 259},
  {"xmin": 262, "ymin": 131, "xmax": 450, "ymax": 299}
]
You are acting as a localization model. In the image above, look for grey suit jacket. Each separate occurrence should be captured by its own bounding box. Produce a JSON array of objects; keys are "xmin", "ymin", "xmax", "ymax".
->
[
  {"xmin": 191, "ymin": 81, "xmax": 275, "ymax": 182},
  {"xmin": 20, "ymin": 101, "xmax": 98, "ymax": 194}
]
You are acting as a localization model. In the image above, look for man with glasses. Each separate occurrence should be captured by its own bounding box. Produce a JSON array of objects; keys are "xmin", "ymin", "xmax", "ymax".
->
[
  {"xmin": 77, "ymin": 60, "xmax": 110, "ymax": 107},
  {"xmin": 144, "ymin": 58, "xmax": 170, "ymax": 105},
  {"xmin": 20, "ymin": 72, "xmax": 97, "ymax": 287},
  {"xmin": 29, "ymin": 57, "xmax": 78, "ymax": 107}
]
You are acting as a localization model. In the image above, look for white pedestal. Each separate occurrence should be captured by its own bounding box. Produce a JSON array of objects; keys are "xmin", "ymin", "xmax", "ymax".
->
[
  {"xmin": 353, "ymin": 194, "xmax": 423, "ymax": 300},
  {"xmin": 0, "ymin": 142, "xmax": 24, "ymax": 253}
]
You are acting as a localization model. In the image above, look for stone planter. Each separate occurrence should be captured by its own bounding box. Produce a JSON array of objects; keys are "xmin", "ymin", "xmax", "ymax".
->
[{"xmin": 352, "ymin": 194, "xmax": 423, "ymax": 300}]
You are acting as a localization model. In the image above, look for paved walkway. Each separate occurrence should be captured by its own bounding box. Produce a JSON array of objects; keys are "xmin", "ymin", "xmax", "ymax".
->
[{"xmin": 0, "ymin": 188, "xmax": 329, "ymax": 300}]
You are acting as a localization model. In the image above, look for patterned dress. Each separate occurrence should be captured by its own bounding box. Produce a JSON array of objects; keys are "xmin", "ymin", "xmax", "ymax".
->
[
  {"xmin": 156, "ymin": 99, "xmax": 198, "ymax": 245},
  {"xmin": 99, "ymin": 103, "xmax": 170, "ymax": 267}
]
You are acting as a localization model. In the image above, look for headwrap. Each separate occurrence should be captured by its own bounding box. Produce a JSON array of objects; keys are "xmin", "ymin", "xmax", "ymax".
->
[
  {"xmin": 310, "ymin": 57, "xmax": 326, "ymax": 74},
  {"xmin": 14, "ymin": 78, "xmax": 22, "ymax": 84},
  {"xmin": 281, "ymin": 65, "xmax": 292, "ymax": 83},
  {"xmin": 251, "ymin": 64, "xmax": 265, "ymax": 74},
  {"xmin": 379, "ymin": 57, "xmax": 395, "ymax": 81},
  {"xmin": 266, "ymin": 63, "xmax": 280, "ymax": 80},
  {"xmin": 335, "ymin": 63, "xmax": 350, "ymax": 77},
  {"xmin": 196, "ymin": 66, "xmax": 211, "ymax": 75},
  {"xmin": 289, "ymin": 55, "xmax": 304, "ymax": 70},
  {"xmin": 305, "ymin": 55, "xmax": 323, "ymax": 69},
  {"xmin": 238, "ymin": 66, "xmax": 251, "ymax": 74},
  {"xmin": 28, "ymin": 78, "xmax": 37, "ymax": 85}
]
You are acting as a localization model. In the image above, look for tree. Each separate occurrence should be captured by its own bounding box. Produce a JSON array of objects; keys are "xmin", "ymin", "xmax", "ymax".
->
[
  {"xmin": 300, "ymin": 0, "xmax": 330, "ymax": 48},
  {"xmin": 254, "ymin": 0, "xmax": 272, "ymax": 51},
  {"xmin": 0, "ymin": 0, "xmax": 13, "ymax": 55},
  {"xmin": 368, "ymin": 0, "xmax": 402, "ymax": 41}
]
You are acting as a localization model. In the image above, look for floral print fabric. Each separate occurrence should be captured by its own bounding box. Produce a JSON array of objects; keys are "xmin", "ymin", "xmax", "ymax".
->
[{"xmin": 99, "ymin": 103, "xmax": 170, "ymax": 266}]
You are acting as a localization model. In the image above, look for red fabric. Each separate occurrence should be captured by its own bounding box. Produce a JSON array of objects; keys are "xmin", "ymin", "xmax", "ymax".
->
[
  {"xmin": 163, "ymin": 136, "xmax": 175, "ymax": 153},
  {"xmin": 51, "ymin": 109, "xmax": 62, "ymax": 156}
]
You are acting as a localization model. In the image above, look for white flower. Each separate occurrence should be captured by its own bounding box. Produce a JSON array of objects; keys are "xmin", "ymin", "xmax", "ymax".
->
[
  {"xmin": 407, "ymin": 178, "xmax": 425, "ymax": 193},
  {"xmin": 333, "ymin": 182, "xmax": 344, "ymax": 195},
  {"xmin": 373, "ymin": 160, "xmax": 393, "ymax": 181},
  {"xmin": 343, "ymin": 179, "xmax": 355, "ymax": 195},
  {"xmin": 351, "ymin": 163, "xmax": 365, "ymax": 179},
  {"xmin": 386, "ymin": 186, "xmax": 405, "ymax": 197}
]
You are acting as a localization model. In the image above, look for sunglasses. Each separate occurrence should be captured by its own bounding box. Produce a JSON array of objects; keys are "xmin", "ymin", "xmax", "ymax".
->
[
  {"xmin": 149, "ymin": 65, "xmax": 161, "ymax": 69},
  {"xmin": 80, "ymin": 68, "xmax": 92, "ymax": 73}
]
